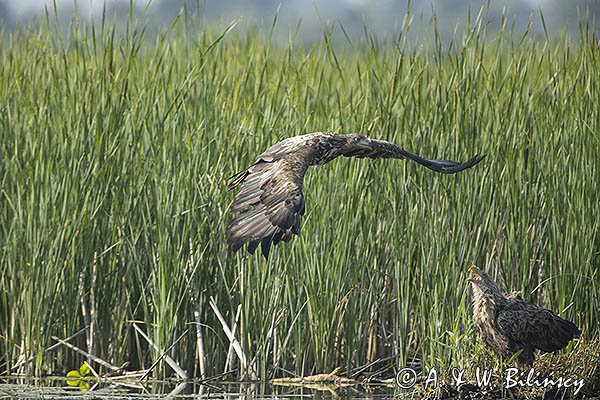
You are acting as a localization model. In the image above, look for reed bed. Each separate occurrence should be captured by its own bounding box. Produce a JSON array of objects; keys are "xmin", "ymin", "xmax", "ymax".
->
[{"xmin": 0, "ymin": 10, "xmax": 598, "ymax": 384}]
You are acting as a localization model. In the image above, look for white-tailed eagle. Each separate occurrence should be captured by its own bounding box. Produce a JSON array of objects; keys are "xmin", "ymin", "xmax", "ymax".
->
[
  {"xmin": 227, "ymin": 132, "xmax": 485, "ymax": 259},
  {"xmin": 469, "ymin": 266, "xmax": 580, "ymax": 366}
]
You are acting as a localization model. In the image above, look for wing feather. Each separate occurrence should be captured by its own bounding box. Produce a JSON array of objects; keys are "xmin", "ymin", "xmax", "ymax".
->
[
  {"xmin": 227, "ymin": 140, "xmax": 313, "ymax": 259},
  {"xmin": 345, "ymin": 139, "xmax": 485, "ymax": 174},
  {"xmin": 497, "ymin": 300, "xmax": 580, "ymax": 354}
]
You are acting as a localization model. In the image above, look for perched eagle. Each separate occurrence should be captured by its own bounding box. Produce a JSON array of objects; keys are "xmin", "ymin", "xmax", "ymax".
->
[
  {"xmin": 469, "ymin": 266, "xmax": 581, "ymax": 367},
  {"xmin": 227, "ymin": 132, "xmax": 485, "ymax": 259}
]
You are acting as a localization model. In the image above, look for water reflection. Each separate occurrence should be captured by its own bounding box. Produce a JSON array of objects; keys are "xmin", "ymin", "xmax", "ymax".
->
[{"xmin": 0, "ymin": 377, "xmax": 398, "ymax": 399}]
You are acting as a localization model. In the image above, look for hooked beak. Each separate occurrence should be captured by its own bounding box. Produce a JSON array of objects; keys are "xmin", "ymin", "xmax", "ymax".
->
[
  {"xmin": 468, "ymin": 265, "xmax": 481, "ymax": 283},
  {"xmin": 356, "ymin": 138, "xmax": 374, "ymax": 149}
]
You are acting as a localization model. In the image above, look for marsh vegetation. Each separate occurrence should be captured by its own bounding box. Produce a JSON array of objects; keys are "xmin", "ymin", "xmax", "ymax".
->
[{"xmin": 0, "ymin": 8, "xmax": 598, "ymax": 397}]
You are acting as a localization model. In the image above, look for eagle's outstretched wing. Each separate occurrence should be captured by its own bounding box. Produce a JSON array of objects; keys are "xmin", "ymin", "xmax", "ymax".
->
[
  {"xmin": 227, "ymin": 139, "xmax": 315, "ymax": 260},
  {"xmin": 343, "ymin": 139, "xmax": 486, "ymax": 174}
]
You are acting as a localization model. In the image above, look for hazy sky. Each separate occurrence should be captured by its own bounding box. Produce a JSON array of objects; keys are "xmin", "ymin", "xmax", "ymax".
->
[{"xmin": 2, "ymin": 0, "xmax": 598, "ymax": 42}]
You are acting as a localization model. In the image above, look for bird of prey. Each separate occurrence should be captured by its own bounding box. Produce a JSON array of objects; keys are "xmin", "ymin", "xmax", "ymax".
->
[
  {"xmin": 227, "ymin": 132, "xmax": 485, "ymax": 259},
  {"xmin": 468, "ymin": 266, "xmax": 580, "ymax": 367}
]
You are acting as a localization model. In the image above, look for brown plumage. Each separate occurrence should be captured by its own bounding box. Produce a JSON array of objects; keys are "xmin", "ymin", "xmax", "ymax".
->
[
  {"xmin": 226, "ymin": 132, "xmax": 484, "ymax": 259},
  {"xmin": 469, "ymin": 266, "xmax": 580, "ymax": 367}
]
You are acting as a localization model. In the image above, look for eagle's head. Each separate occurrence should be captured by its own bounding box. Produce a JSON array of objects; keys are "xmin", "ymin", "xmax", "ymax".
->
[
  {"xmin": 468, "ymin": 266, "xmax": 503, "ymax": 302},
  {"xmin": 337, "ymin": 134, "xmax": 374, "ymax": 156}
]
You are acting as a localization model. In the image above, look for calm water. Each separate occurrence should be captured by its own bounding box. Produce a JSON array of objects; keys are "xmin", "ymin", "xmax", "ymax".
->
[{"xmin": 0, "ymin": 378, "xmax": 401, "ymax": 399}]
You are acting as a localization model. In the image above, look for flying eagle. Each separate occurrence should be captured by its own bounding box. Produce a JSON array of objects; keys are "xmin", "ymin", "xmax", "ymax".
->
[
  {"xmin": 227, "ymin": 132, "xmax": 485, "ymax": 259},
  {"xmin": 469, "ymin": 266, "xmax": 580, "ymax": 367}
]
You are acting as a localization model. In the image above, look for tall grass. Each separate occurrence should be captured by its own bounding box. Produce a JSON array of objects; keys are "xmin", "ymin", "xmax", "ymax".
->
[{"xmin": 0, "ymin": 10, "xmax": 598, "ymax": 381}]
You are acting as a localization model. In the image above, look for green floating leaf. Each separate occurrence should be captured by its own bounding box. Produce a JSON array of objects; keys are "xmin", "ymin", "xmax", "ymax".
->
[
  {"xmin": 79, "ymin": 380, "xmax": 90, "ymax": 391},
  {"xmin": 66, "ymin": 370, "xmax": 81, "ymax": 387},
  {"xmin": 66, "ymin": 364, "xmax": 91, "ymax": 391},
  {"xmin": 79, "ymin": 363, "xmax": 91, "ymax": 377}
]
